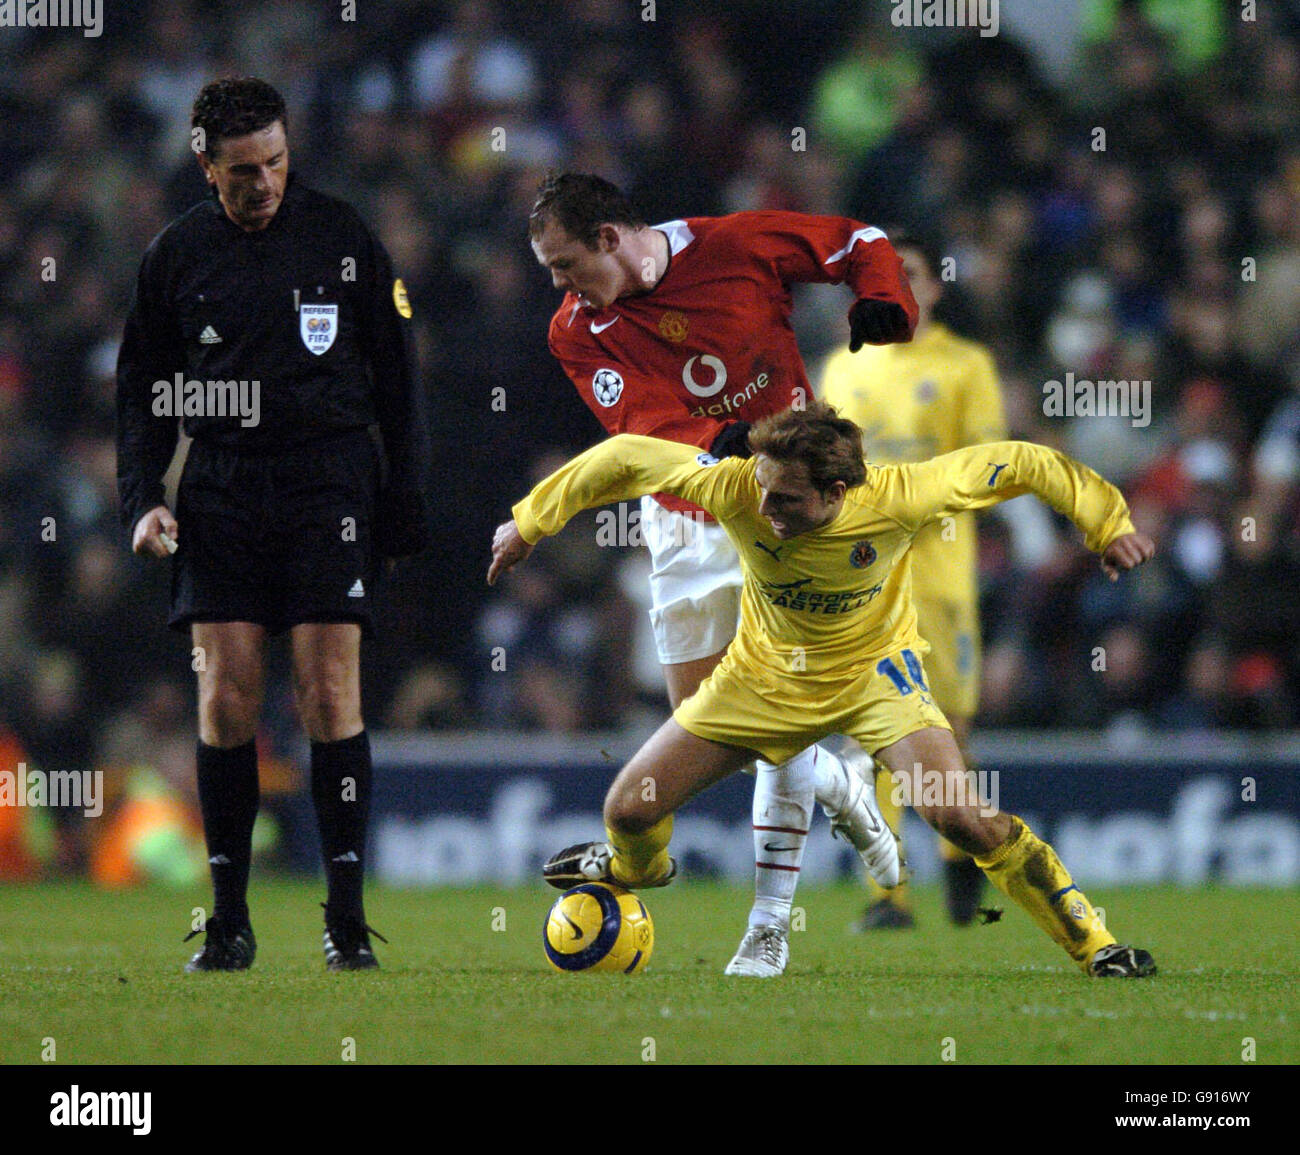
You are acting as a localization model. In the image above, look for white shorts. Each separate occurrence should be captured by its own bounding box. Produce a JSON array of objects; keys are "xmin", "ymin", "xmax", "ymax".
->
[{"xmin": 640, "ymin": 495, "xmax": 743, "ymax": 665}]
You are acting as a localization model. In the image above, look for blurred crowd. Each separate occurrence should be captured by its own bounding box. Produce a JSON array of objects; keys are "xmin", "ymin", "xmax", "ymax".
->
[{"xmin": 1, "ymin": 0, "xmax": 1299, "ymax": 875}]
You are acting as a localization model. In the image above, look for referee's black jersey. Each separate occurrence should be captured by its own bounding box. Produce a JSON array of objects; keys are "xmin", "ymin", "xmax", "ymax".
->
[{"xmin": 116, "ymin": 175, "xmax": 431, "ymax": 557}]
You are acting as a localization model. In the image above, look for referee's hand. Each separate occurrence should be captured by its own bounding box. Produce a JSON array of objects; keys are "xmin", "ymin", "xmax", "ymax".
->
[
  {"xmin": 132, "ymin": 505, "xmax": 179, "ymax": 558},
  {"xmin": 487, "ymin": 520, "xmax": 533, "ymax": 586}
]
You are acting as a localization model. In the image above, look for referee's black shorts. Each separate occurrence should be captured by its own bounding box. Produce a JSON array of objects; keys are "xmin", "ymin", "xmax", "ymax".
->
[{"xmin": 170, "ymin": 430, "xmax": 382, "ymax": 636}]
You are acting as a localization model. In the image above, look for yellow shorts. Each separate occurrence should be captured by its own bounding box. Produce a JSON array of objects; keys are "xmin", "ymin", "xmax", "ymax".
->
[
  {"xmin": 673, "ymin": 643, "xmax": 951, "ymax": 765},
  {"xmin": 913, "ymin": 595, "xmax": 980, "ymax": 720}
]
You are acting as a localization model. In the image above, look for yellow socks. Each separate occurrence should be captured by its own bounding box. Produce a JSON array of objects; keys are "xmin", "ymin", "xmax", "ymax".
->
[
  {"xmin": 976, "ymin": 816, "xmax": 1115, "ymax": 971},
  {"xmin": 607, "ymin": 816, "xmax": 674, "ymax": 888}
]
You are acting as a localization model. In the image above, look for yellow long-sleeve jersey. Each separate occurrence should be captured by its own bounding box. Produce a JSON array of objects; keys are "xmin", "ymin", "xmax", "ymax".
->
[
  {"xmin": 512, "ymin": 435, "xmax": 1134, "ymax": 692},
  {"xmin": 819, "ymin": 322, "xmax": 1006, "ymax": 605}
]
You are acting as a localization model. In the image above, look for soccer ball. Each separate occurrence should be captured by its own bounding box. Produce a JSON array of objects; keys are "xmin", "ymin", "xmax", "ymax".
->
[{"xmin": 543, "ymin": 883, "xmax": 654, "ymax": 974}]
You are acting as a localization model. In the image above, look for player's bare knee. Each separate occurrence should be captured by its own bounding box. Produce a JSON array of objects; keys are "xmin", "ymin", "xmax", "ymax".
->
[
  {"xmin": 603, "ymin": 790, "xmax": 657, "ymax": 835},
  {"xmin": 299, "ymin": 694, "xmax": 360, "ymax": 742},
  {"xmin": 199, "ymin": 681, "xmax": 260, "ymax": 745},
  {"xmin": 294, "ymin": 672, "xmax": 360, "ymax": 741}
]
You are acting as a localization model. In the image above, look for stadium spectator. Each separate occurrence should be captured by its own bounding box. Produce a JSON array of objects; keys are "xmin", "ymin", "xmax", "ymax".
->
[
  {"xmin": 5, "ymin": 650, "xmax": 94, "ymax": 873},
  {"xmin": 473, "ymin": 454, "xmax": 639, "ymax": 733},
  {"xmin": 383, "ymin": 662, "xmax": 471, "ymax": 731},
  {"xmin": 409, "ymin": 0, "xmax": 538, "ymax": 117},
  {"xmin": 1157, "ymin": 635, "xmax": 1236, "ymax": 732},
  {"xmin": 92, "ymin": 676, "xmax": 207, "ymax": 888},
  {"xmin": 810, "ymin": 16, "xmax": 923, "ymax": 161},
  {"xmin": 0, "ymin": 726, "xmax": 53, "ymax": 879}
]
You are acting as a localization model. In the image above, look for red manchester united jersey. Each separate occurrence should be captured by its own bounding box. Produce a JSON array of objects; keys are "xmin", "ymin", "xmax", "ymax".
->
[{"xmin": 546, "ymin": 211, "xmax": 917, "ymax": 516}]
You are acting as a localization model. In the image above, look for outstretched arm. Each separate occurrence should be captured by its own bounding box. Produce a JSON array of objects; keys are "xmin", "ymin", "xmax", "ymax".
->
[
  {"xmin": 487, "ymin": 435, "xmax": 750, "ymax": 584},
  {"xmin": 883, "ymin": 441, "xmax": 1154, "ymax": 575},
  {"xmin": 745, "ymin": 211, "xmax": 917, "ymax": 345}
]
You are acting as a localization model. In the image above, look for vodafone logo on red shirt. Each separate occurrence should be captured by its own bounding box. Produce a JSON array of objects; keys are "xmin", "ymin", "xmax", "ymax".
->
[
  {"xmin": 682, "ymin": 355, "xmax": 774, "ymax": 417},
  {"xmin": 681, "ymin": 355, "xmax": 728, "ymax": 397}
]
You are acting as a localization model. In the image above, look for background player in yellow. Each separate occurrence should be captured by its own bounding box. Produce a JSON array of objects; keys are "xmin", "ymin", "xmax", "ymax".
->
[
  {"xmin": 820, "ymin": 232, "xmax": 1006, "ymax": 930},
  {"xmin": 488, "ymin": 404, "xmax": 1158, "ymax": 977}
]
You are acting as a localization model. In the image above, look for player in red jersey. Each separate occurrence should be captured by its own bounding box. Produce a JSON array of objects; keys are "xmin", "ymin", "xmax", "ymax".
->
[{"xmin": 524, "ymin": 173, "xmax": 918, "ymax": 976}]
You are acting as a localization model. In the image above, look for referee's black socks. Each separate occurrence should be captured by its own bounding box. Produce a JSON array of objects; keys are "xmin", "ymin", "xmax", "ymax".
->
[
  {"xmin": 310, "ymin": 731, "xmax": 372, "ymax": 923},
  {"xmin": 195, "ymin": 739, "xmax": 260, "ymax": 928}
]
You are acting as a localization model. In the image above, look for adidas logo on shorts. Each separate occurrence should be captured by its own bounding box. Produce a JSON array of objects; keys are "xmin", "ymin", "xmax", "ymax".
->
[
  {"xmin": 198, "ymin": 325, "xmax": 222, "ymax": 344},
  {"xmin": 348, "ymin": 579, "xmax": 365, "ymax": 598}
]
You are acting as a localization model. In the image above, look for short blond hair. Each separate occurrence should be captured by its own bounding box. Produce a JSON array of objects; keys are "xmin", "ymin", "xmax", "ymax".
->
[{"xmin": 748, "ymin": 402, "xmax": 866, "ymax": 492}]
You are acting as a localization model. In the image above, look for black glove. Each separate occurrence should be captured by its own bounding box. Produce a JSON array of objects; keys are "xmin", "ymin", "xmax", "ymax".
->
[
  {"xmin": 709, "ymin": 421, "xmax": 752, "ymax": 460},
  {"xmin": 848, "ymin": 299, "xmax": 912, "ymax": 351}
]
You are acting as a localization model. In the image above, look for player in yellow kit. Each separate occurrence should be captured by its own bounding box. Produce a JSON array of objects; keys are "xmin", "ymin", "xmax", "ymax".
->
[
  {"xmin": 820, "ymin": 233, "xmax": 1004, "ymax": 929},
  {"xmin": 489, "ymin": 402, "xmax": 1157, "ymax": 976}
]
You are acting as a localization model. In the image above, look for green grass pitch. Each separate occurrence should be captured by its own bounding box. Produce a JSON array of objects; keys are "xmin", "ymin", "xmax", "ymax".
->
[{"xmin": 1, "ymin": 880, "xmax": 1295, "ymax": 1065}]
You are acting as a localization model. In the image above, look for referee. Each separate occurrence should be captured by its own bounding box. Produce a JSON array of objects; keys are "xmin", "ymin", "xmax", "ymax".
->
[{"xmin": 116, "ymin": 78, "xmax": 431, "ymax": 971}]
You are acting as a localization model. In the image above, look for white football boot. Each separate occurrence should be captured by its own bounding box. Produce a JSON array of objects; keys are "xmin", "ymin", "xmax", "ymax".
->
[
  {"xmin": 817, "ymin": 737, "xmax": 902, "ymax": 889},
  {"xmin": 724, "ymin": 924, "xmax": 790, "ymax": 977}
]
